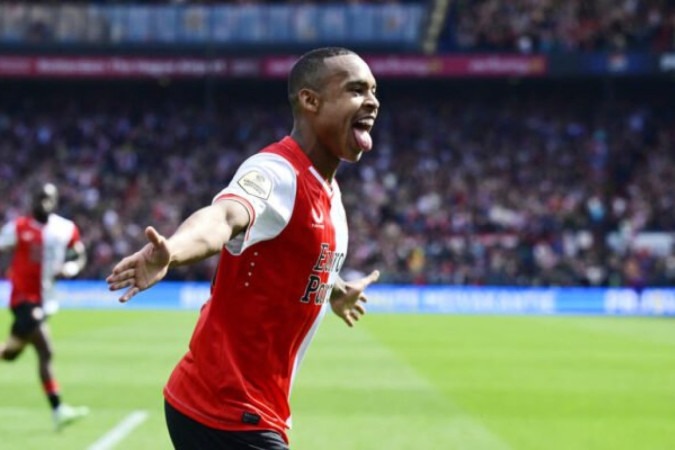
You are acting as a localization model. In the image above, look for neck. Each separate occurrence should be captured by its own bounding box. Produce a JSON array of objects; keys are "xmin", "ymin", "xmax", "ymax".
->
[{"xmin": 290, "ymin": 125, "xmax": 340, "ymax": 182}]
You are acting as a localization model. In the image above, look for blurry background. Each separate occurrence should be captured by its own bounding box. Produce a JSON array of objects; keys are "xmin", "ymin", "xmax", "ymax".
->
[
  {"xmin": 1, "ymin": 2, "xmax": 675, "ymax": 449},
  {"xmin": 1, "ymin": 0, "xmax": 673, "ymax": 288}
]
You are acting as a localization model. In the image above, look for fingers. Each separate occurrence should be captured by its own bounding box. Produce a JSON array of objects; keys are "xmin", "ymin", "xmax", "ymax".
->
[
  {"xmin": 367, "ymin": 269, "xmax": 381, "ymax": 283},
  {"xmin": 106, "ymin": 266, "xmax": 139, "ymax": 302},
  {"xmin": 341, "ymin": 301, "xmax": 367, "ymax": 328},
  {"xmin": 106, "ymin": 229, "xmax": 165, "ymax": 304},
  {"xmin": 354, "ymin": 302, "xmax": 366, "ymax": 315},
  {"xmin": 344, "ymin": 309, "xmax": 364, "ymax": 327},
  {"xmin": 357, "ymin": 269, "xmax": 381, "ymax": 291},
  {"xmin": 107, "ymin": 277, "xmax": 136, "ymax": 292},
  {"xmin": 109, "ymin": 255, "xmax": 136, "ymax": 276},
  {"xmin": 107, "ymin": 262, "xmax": 137, "ymax": 288},
  {"xmin": 145, "ymin": 226, "xmax": 164, "ymax": 246},
  {"xmin": 119, "ymin": 286, "xmax": 140, "ymax": 303},
  {"xmin": 146, "ymin": 226, "xmax": 170, "ymax": 255},
  {"xmin": 106, "ymin": 268, "xmax": 135, "ymax": 284}
]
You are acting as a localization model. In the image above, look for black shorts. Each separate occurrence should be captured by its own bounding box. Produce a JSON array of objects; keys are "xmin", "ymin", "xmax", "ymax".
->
[
  {"xmin": 165, "ymin": 400, "xmax": 289, "ymax": 450},
  {"xmin": 10, "ymin": 303, "xmax": 46, "ymax": 338}
]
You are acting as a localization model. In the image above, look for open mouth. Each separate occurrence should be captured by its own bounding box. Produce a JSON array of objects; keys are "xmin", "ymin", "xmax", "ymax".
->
[{"xmin": 352, "ymin": 117, "xmax": 375, "ymax": 151}]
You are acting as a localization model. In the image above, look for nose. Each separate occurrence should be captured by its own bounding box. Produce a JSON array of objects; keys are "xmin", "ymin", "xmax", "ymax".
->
[{"xmin": 364, "ymin": 91, "xmax": 379, "ymax": 111}]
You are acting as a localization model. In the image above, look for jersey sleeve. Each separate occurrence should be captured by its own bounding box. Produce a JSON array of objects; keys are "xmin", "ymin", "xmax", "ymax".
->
[
  {"xmin": 67, "ymin": 225, "xmax": 81, "ymax": 248},
  {"xmin": 0, "ymin": 220, "xmax": 17, "ymax": 251},
  {"xmin": 213, "ymin": 153, "xmax": 297, "ymax": 253}
]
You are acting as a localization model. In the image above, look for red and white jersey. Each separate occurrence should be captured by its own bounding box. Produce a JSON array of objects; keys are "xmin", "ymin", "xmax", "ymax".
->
[
  {"xmin": 0, "ymin": 214, "xmax": 81, "ymax": 307},
  {"xmin": 164, "ymin": 136, "xmax": 349, "ymax": 442}
]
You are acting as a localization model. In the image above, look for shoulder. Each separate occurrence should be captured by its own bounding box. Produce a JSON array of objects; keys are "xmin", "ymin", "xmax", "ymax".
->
[
  {"xmin": 46, "ymin": 214, "xmax": 78, "ymax": 236},
  {"xmin": 4, "ymin": 216, "xmax": 25, "ymax": 231},
  {"xmin": 236, "ymin": 152, "xmax": 298, "ymax": 193},
  {"xmin": 48, "ymin": 214, "xmax": 75, "ymax": 227},
  {"xmin": 241, "ymin": 152, "xmax": 297, "ymax": 176}
]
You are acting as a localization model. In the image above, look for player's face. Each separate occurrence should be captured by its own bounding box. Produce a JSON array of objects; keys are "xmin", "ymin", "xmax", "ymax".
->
[
  {"xmin": 314, "ymin": 54, "xmax": 379, "ymax": 163},
  {"xmin": 32, "ymin": 184, "xmax": 58, "ymax": 219}
]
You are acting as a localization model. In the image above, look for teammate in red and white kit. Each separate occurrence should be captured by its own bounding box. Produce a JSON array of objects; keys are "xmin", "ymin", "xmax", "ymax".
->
[
  {"xmin": 107, "ymin": 47, "xmax": 380, "ymax": 449},
  {"xmin": 0, "ymin": 183, "xmax": 89, "ymax": 431}
]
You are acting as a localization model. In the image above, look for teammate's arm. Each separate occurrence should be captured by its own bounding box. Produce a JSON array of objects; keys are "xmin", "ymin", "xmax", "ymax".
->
[
  {"xmin": 329, "ymin": 270, "xmax": 380, "ymax": 327},
  {"xmin": 106, "ymin": 199, "xmax": 250, "ymax": 303},
  {"xmin": 0, "ymin": 221, "xmax": 16, "ymax": 252},
  {"xmin": 61, "ymin": 241, "xmax": 87, "ymax": 278}
]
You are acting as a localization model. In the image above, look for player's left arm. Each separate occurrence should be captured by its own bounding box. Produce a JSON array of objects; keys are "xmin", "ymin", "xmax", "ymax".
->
[
  {"xmin": 61, "ymin": 225, "xmax": 86, "ymax": 278},
  {"xmin": 61, "ymin": 240, "xmax": 87, "ymax": 278},
  {"xmin": 329, "ymin": 270, "xmax": 380, "ymax": 327}
]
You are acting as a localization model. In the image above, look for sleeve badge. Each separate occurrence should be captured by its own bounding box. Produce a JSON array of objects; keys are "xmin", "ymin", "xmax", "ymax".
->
[{"xmin": 237, "ymin": 170, "xmax": 272, "ymax": 199}]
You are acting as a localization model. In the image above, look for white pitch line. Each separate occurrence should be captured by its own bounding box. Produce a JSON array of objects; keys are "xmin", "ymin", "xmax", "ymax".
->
[{"xmin": 87, "ymin": 410, "xmax": 149, "ymax": 450}]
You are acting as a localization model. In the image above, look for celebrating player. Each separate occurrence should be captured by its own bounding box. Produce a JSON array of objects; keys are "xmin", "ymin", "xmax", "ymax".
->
[{"xmin": 107, "ymin": 47, "xmax": 380, "ymax": 449}]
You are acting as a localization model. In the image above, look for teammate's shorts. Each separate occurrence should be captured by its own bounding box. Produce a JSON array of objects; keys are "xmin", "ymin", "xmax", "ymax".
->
[
  {"xmin": 165, "ymin": 400, "xmax": 289, "ymax": 450},
  {"xmin": 10, "ymin": 302, "xmax": 46, "ymax": 338}
]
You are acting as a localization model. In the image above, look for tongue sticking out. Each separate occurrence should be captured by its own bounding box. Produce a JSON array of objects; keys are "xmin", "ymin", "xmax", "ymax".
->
[{"xmin": 353, "ymin": 127, "xmax": 373, "ymax": 152}]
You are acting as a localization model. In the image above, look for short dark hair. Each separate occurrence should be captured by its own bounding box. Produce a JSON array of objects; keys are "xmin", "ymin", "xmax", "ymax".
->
[{"xmin": 287, "ymin": 47, "xmax": 355, "ymax": 111}]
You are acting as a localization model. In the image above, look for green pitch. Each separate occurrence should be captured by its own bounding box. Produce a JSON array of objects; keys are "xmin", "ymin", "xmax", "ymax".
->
[{"xmin": 0, "ymin": 311, "xmax": 674, "ymax": 450}]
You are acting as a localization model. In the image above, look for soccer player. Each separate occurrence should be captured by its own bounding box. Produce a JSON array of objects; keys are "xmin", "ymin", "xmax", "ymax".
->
[
  {"xmin": 106, "ymin": 47, "xmax": 380, "ymax": 450},
  {"xmin": 0, "ymin": 183, "xmax": 89, "ymax": 431}
]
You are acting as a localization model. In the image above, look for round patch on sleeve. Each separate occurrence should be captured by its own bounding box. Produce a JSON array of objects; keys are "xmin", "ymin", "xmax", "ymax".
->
[{"xmin": 237, "ymin": 170, "xmax": 272, "ymax": 199}]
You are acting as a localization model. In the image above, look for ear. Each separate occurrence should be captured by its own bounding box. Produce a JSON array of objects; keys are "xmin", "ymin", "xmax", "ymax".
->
[{"xmin": 298, "ymin": 88, "xmax": 320, "ymax": 113}]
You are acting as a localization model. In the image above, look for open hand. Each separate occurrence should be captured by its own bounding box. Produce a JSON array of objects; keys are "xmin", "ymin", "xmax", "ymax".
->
[
  {"xmin": 330, "ymin": 270, "xmax": 380, "ymax": 327},
  {"xmin": 106, "ymin": 226, "xmax": 171, "ymax": 303}
]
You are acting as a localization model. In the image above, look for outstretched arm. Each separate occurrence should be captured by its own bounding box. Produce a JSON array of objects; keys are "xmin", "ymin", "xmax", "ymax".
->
[
  {"xmin": 106, "ymin": 199, "xmax": 250, "ymax": 303},
  {"xmin": 329, "ymin": 270, "xmax": 380, "ymax": 327}
]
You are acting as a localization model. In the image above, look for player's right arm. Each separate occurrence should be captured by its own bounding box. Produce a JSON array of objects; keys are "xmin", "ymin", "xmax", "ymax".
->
[
  {"xmin": 0, "ymin": 221, "xmax": 17, "ymax": 252},
  {"xmin": 106, "ymin": 199, "xmax": 250, "ymax": 303}
]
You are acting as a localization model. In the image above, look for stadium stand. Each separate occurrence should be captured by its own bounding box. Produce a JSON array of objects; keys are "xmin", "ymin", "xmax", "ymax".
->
[{"xmin": 441, "ymin": 0, "xmax": 675, "ymax": 53}]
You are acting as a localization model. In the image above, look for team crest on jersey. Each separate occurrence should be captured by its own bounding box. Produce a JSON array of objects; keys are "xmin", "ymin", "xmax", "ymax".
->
[
  {"xmin": 237, "ymin": 170, "xmax": 272, "ymax": 199},
  {"xmin": 21, "ymin": 231, "xmax": 35, "ymax": 241}
]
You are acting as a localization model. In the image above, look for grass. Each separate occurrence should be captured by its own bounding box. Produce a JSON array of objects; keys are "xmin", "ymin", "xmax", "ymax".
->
[{"xmin": 0, "ymin": 310, "xmax": 674, "ymax": 449}]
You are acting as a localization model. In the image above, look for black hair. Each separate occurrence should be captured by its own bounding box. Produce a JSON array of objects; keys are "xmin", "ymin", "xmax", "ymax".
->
[
  {"xmin": 32, "ymin": 182, "xmax": 58, "ymax": 200},
  {"xmin": 287, "ymin": 47, "xmax": 355, "ymax": 112}
]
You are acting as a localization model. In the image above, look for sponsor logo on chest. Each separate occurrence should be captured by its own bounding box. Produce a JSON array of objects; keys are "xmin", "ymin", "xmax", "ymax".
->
[{"xmin": 300, "ymin": 243, "xmax": 345, "ymax": 305}]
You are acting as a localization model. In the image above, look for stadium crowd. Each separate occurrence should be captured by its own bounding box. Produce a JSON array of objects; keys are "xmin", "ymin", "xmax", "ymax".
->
[
  {"xmin": 448, "ymin": 0, "xmax": 675, "ymax": 53},
  {"xmin": 0, "ymin": 81, "xmax": 673, "ymax": 288}
]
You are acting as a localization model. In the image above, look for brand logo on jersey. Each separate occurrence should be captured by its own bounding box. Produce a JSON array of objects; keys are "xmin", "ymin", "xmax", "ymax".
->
[
  {"xmin": 237, "ymin": 170, "xmax": 272, "ymax": 199},
  {"xmin": 300, "ymin": 243, "xmax": 346, "ymax": 305},
  {"xmin": 311, "ymin": 206, "xmax": 324, "ymax": 228}
]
